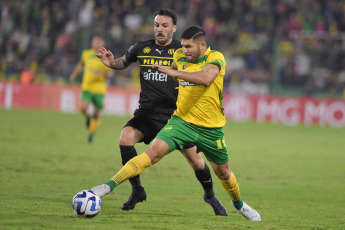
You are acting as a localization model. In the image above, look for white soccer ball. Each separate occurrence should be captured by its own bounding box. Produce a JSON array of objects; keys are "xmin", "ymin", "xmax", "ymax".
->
[{"xmin": 72, "ymin": 190, "xmax": 101, "ymax": 218}]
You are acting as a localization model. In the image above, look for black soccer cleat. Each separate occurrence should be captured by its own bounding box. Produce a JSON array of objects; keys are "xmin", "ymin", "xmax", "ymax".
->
[
  {"xmin": 121, "ymin": 187, "xmax": 147, "ymax": 210},
  {"xmin": 204, "ymin": 195, "xmax": 228, "ymax": 216}
]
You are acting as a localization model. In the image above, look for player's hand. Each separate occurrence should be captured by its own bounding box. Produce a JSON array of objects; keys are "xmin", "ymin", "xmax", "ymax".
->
[
  {"xmin": 96, "ymin": 47, "xmax": 116, "ymax": 68},
  {"xmin": 153, "ymin": 64, "xmax": 177, "ymax": 78}
]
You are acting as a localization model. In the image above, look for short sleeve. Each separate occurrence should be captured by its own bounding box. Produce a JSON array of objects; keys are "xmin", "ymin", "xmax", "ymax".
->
[
  {"xmin": 124, "ymin": 42, "xmax": 139, "ymax": 63},
  {"xmin": 206, "ymin": 51, "xmax": 226, "ymax": 71}
]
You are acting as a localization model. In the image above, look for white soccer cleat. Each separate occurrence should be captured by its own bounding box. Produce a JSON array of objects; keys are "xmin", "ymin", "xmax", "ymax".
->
[
  {"xmin": 91, "ymin": 184, "xmax": 111, "ymax": 198},
  {"xmin": 231, "ymin": 201, "xmax": 261, "ymax": 221}
]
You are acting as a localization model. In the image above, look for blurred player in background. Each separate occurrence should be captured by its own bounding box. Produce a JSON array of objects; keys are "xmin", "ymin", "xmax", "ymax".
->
[
  {"xmin": 92, "ymin": 25, "xmax": 261, "ymax": 221},
  {"xmin": 69, "ymin": 35, "xmax": 113, "ymax": 143},
  {"xmin": 94, "ymin": 9, "xmax": 227, "ymax": 216}
]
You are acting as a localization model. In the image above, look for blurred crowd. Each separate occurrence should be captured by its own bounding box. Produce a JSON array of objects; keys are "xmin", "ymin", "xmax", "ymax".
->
[{"xmin": 1, "ymin": 0, "xmax": 345, "ymax": 97}]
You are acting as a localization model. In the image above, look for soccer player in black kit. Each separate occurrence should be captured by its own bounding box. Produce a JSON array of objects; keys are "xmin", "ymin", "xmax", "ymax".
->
[{"xmin": 95, "ymin": 9, "xmax": 227, "ymax": 216}]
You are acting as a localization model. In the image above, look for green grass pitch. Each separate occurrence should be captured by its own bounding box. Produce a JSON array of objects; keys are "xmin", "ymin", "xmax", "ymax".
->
[{"xmin": 1, "ymin": 109, "xmax": 344, "ymax": 229}]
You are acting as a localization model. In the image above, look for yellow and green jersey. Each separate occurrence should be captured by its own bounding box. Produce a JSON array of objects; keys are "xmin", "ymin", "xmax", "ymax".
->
[
  {"xmin": 80, "ymin": 49, "xmax": 110, "ymax": 94},
  {"xmin": 173, "ymin": 47, "xmax": 226, "ymax": 128}
]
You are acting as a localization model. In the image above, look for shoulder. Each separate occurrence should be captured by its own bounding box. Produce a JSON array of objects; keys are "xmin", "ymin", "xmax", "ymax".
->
[
  {"xmin": 134, "ymin": 40, "xmax": 155, "ymax": 48},
  {"xmin": 208, "ymin": 50, "xmax": 225, "ymax": 60},
  {"xmin": 173, "ymin": 48, "xmax": 185, "ymax": 58},
  {"xmin": 82, "ymin": 49, "xmax": 92, "ymax": 55},
  {"xmin": 81, "ymin": 49, "xmax": 94, "ymax": 60},
  {"xmin": 127, "ymin": 40, "xmax": 155, "ymax": 53},
  {"xmin": 206, "ymin": 50, "xmax": 226, "ymax": 68},
  {"xmin": 170, "ymin": 39, "xmax": 182, "ymax": 49}
]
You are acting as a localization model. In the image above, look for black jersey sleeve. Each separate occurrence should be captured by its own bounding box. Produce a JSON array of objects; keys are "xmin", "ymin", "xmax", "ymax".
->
[{"xmin": 125, "ymin": 42, "xmax": 139, "ymax": 63}]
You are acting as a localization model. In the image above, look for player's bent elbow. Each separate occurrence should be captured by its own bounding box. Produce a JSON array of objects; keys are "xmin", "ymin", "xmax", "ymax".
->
[{"xmin": 202, "ymin": 79, "xmax": 213, "ymax": 87}]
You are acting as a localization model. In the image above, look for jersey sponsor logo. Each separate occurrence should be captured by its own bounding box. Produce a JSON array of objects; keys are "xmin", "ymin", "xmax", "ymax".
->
[
  {"xmin": 182, "ymin": 65, "xmax": 186, "ymax": 70},
  {"xmin": 180, "ymin": 80, "xmax": 197, "ymax": 87},
  {"xmin": 142, "ymin": 58, "xmax": 172, "ymax": 67},
  {"xmin": 143, "ymin": 47, "xmax": 151, "ymax": 53},
  {"xmin": 155, "ymin": 49, "xmax": 163, "ymax": 54},
  {"xmin": 143, "ymin": 69, "xmax": 168, "ymax": 82},
  {"xmin": 168, "ymin": 49, "xmax": 175, "ymax": 55}
]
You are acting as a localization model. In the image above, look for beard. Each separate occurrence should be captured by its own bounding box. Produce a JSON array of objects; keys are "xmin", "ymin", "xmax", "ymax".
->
[
  {"xmin": 155, "ymin": 30, "xmax": 173, "ymax": 46},
  {"xmin": 188, "ymin": 49, "xmax": 201, "ymax": 63}
]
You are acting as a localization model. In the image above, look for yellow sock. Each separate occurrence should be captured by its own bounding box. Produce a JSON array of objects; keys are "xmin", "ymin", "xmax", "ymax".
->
[
  {"xmin": 219, "ymin": 171, "xmax": 241, "ymax": 201},
  {"xmin": 89, "ymin": 118, "xmax": 100, "ymax": 134},
  {"xmin": 111, "ymin": 152, "xmax": 152, "ymax": 186}
]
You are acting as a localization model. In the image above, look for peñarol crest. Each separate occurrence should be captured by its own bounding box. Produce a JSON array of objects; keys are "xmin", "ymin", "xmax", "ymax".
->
[
  {"xmin": 143, "ymin": 47, "xmax": 151, "ymax": 53},
  {"xmin": 168, "ymin": 49, "xmax": 175, "ymax": 55}
]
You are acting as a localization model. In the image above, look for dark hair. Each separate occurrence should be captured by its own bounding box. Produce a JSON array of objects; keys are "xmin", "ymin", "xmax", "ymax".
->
[
  {"xmin": 92, "ymin": 34, "xmax": 105, "ymax": 39},
  {"xmin": 181, "ymin": 25, "xmax": 206, "ymax": 40},
  {"xmin": 154, "ymin": 8, "xmax": 177, "ymax": 25}
]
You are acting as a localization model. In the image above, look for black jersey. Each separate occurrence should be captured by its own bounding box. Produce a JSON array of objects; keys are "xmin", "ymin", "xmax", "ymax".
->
[{"xmin": 125, "ymin": 39, "xmax": 181, "ymax": 115}]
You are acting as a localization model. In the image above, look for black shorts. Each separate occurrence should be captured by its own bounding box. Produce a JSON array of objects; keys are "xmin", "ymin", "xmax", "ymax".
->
[{"xmin": 124, "ymin": 109, "xmax": 195, "ymax": 149}]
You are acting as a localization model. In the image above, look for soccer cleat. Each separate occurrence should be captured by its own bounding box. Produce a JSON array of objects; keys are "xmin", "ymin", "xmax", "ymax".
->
[
  {"xmin": 203, "ymin": 195, "xmax": 228, "ymax": 216},
  {"xmin": 121, "ymin": 186, "xmax": 147, "ymax": 210},
  {"xmin": 87, "ymin": 134, "xmax": 93, "ymax": 143},
  {"xmin": 231, "ymin": 200, "xmax": 261, "ymax": 221},
  {"xmin": 91, "ymin": 184, "xmax": 111, "ymax": 197}
]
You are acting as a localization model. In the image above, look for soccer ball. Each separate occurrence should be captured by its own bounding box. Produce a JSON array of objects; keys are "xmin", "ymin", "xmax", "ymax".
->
[{"xmin": 72, "ymin": 190, "xmax": 101, "ymax": 218}]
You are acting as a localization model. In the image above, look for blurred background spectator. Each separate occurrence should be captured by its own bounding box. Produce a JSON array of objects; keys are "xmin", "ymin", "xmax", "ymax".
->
[{"xmin": 0, "ymin": 0, "xmax": 345, "ymax": 98}]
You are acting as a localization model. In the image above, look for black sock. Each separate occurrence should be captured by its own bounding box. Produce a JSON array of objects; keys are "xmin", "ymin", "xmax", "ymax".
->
[
  {"xmin": 195, "ymin": 162, "xmax": 214, "ymax": 199},
  {"xmin": 119, "ymin": 145, "xmax": 142, "ymax": 189}
]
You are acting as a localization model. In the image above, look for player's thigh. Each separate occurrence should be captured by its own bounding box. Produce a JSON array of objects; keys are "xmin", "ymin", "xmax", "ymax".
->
[
  {"xmin": 196, "ymin": 127, "xmax": 229, "ymax": 166},
  {"xmin": 91, "ymin": 93, "xmax": 104, "ymax": 111},
  {"xmin": 156, "ymin": 116, "xmax": 197, "ymax": 153},
  {"xmin": 124, "ymin": 110, "xmax": 167, "ymax": 144},
  {"xmin": 180, "ymin": 146, "xmax": 204, "ymax": 170},
  {"xmin": 79, "ymin": 91, "xmax": 92, "ymax": 110}
]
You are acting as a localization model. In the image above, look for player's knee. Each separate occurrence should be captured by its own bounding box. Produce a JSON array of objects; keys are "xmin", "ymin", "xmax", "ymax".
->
[
  {"xmin": 120, "ymin": 130, "xmax": 136, "ymax": 145},
  {"xmin": 93, "ymin": 111, "xmax": 100, "ymax": 119},
  {"xmin": 119, "ymin": 133, "xmax": 134, "ymax": 145},
  {"xmin": 214, "ymin": 169, "xmax": 230, "ymax": 180},
  {"xmin": 217, "ymin": 174, "xmax": 230, "ymax": 180}
]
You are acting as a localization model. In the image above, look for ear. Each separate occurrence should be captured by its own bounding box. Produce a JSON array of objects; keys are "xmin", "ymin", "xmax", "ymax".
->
[
  {"xmin": 200, "ymin": 40, "xmax": 206, "ymax": 49},
  {"xmin": 172, "ymin": 25, "xmax": 177, "ymax": 33}
]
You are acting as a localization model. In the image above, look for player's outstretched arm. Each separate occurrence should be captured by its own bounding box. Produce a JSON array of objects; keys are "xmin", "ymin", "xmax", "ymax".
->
[
  {"xmin": 69, "ymin": 62, "xmax": 83, "ymax": 82},
  {"xmin": 153, "ymin": 63, "xmax": 220, "ymax": 87},
  {"xmin": 96, "ymin": 47, "xmax": 131, "ymax": 70}
]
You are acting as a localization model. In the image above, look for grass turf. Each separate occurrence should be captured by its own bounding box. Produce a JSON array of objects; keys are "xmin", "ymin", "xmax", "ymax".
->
[{"xmin": 0, "ymin": 109, "xmax": 344, "ymax": 229}]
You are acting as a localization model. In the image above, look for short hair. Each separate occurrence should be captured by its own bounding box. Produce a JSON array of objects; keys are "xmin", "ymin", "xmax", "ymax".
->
[
  {"xmin": 154, "ymin": 8, "xmax": 177, "ymax": 25},
  {"xmin": 92, "ymin": 34, "xmax": 105, "ymax": 40},
  {"xmin": 181, "ymin": 25, "xmax": 206, "ymax": 40}
]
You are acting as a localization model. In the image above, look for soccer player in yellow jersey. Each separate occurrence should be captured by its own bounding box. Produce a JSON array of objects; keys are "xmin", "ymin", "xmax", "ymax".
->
[
  {"xmin": 70, "ymin": 35, "xmax": 113, "ymax": 143},
  {"xmin": 92, "ymin": 26, "xmax": 261, "ymax": 221}
]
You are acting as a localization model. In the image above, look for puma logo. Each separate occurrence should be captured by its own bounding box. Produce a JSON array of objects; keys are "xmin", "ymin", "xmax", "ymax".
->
[{"xmin": 155, "ymin": 49, "xmax": 163, "ymax": 54}]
